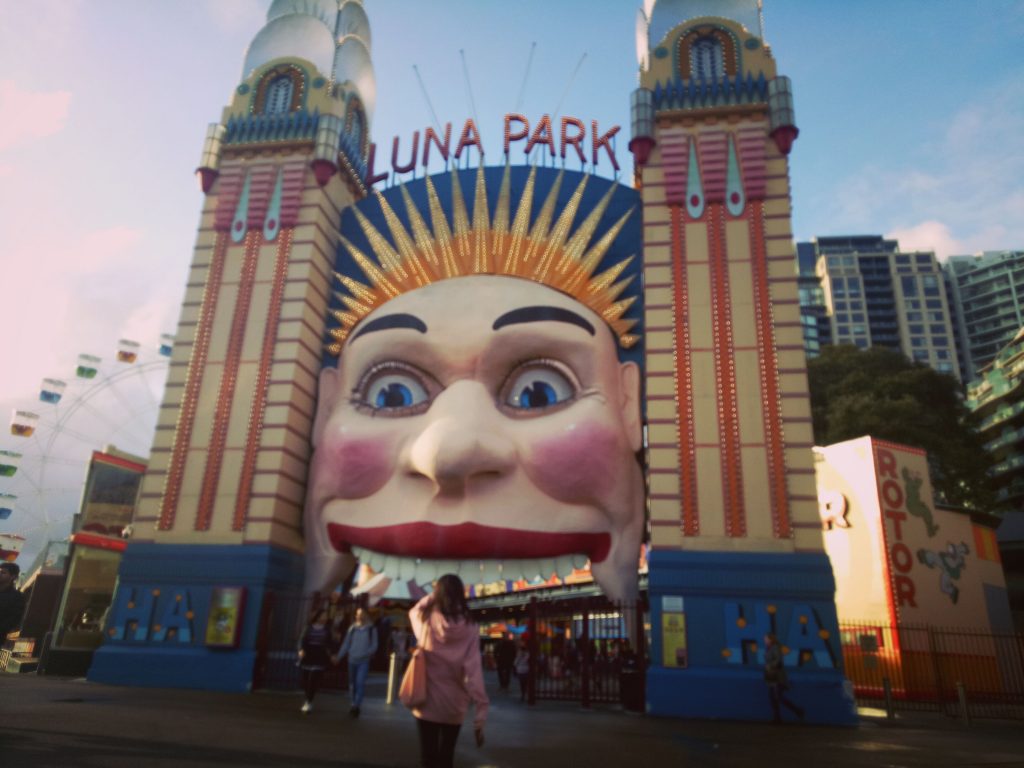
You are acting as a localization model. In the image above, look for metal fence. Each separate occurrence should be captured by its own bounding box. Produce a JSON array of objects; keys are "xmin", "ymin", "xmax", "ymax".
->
[
  {"xmin": 472, "ymin": 595, "xmax": 648, "ymax": 710},
  {"xmin": 840, "ymin": 621, "xmax": 1024, "ymax": 720}
]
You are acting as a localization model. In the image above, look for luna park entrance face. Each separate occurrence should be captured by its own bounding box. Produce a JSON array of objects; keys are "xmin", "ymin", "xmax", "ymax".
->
[{"xmin": 471, "ymin": 593, "xmax": 648, "ymax": 711}]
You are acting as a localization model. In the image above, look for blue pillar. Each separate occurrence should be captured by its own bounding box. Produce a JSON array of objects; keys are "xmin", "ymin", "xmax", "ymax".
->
[
  {"xmin": 88, "ymin": 542, "xmax": 304, "ymax": 692},
  {"xmin": 646, "ymin": 550, "xmax": 857, "ymax": 724}
]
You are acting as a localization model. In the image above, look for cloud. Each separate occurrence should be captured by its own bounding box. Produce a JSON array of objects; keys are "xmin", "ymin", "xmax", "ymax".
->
[
  {"xmin": 885, "ymin": 221, "xmax": 965, "ymax": 262},
  {"xmin": 0, "ymin": 225, "xmax": 145, "ymax": 401},
  {"xmin": 202, "ymin": 0, "xmax": 267, "ymax": 32},
  {"xmin": 0, "ymin": 80, "xmax": 72, "ymax": 151},
  {"xmin": 826, "ymin": 76, "xmax": 1024, "ymax": 256}
]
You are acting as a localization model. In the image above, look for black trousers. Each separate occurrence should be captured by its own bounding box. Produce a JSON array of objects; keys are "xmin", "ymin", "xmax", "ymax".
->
[
  {"xmin": 301, "ymin": 669, "xmax": 323, "ymax": 702},
  {"xmin": 416, "ymin": 717, "xmax": 461, "ymax": 768},
  {"xmin": 768, "ymin": 683, "xmax": 804, "ymax": 722}
]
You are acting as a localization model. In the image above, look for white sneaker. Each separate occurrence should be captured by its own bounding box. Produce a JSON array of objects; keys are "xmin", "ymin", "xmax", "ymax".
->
[{"xmin": 301, "ymin": 700, "xmax": 312, "ymax": 713}]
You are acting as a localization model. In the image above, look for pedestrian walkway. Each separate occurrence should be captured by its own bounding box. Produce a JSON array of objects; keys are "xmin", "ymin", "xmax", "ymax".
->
[{"xmin": 1, "ymin": 671, "xmax": 1022, "ymax": 767}]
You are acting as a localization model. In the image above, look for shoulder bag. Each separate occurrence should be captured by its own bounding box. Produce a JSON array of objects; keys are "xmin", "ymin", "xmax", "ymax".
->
[{"xmin": 398, "ymin": 621, "xmax": 428, "ymax": 708}]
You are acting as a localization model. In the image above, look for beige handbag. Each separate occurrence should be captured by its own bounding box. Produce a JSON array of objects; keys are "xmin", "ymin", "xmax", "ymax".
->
[{"xmin": 398, "ymin": 623, "xmax": 427, "ymax": 708}]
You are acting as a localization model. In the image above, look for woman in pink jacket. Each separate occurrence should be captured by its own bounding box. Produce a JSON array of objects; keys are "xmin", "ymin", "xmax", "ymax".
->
[{"xmin": 408, "ymin": 574, "xmax": 488, "ymax": 768}]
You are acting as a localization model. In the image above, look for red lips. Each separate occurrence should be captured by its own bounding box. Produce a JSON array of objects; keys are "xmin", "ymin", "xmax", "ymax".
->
[{"xmin": 328, "ymin": 521, "xmax": 610, "ymax": 563}]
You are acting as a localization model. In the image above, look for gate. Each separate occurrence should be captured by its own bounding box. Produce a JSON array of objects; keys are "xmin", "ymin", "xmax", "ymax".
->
[
  {"xmin": 253, "ymin": 591, "xmax": 349, "ymax": 691},
  {"xmin": 840, "ymin": 621, "xmax": 1024, "ymax": 720},
  {"xmin": 472, "ymin": 594, "xmax": 648, "ymax": 710}
]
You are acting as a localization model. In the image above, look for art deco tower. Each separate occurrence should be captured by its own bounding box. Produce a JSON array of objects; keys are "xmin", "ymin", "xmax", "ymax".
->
[
  {"xmin": 91, "ymin": 0, "xmax": 375, "ymax": 690},
  {"xmin": 631, "ymin": 0, "xmax": 855, "ymax": 722}
]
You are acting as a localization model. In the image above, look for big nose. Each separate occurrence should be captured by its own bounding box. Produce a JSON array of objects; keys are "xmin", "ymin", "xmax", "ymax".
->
[{"xmin": 407, "ymin": 380, "xmax": 515, "ymax": 495}]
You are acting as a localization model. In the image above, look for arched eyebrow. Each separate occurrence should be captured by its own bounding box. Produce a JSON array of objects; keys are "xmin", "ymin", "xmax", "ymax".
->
[
  {"xmin": 350, "ymin": 313, "xmax": 428, "ymax": 341},
  {"xmin": 492, "ymin": 306, "xmax": 595, "ymax": 336}
]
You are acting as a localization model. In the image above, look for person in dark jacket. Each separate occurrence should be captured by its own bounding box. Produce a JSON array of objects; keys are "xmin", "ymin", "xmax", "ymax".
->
[
  {"xmin": 297, "ymin": 608, "xmax": 334, "ymax": 713},
  {"xmin": 0, "ymin": 562, "xmax": 26, "ymax": 640},
  {"xmin": 763, "ymin": 633, "xmax": 804, "ymax": 723},
  {"xmin": 495, "ymin": 634, "xmax": 516, "ymax": 691}
]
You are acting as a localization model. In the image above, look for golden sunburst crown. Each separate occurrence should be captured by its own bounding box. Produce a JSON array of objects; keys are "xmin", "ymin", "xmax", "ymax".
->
[{"xmin": 328, "ymin": 163, "xmax": 639, "ymax": 355}]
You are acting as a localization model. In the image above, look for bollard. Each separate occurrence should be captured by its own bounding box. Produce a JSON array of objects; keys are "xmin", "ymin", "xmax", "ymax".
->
[
  {"xmin": 882, "ymin": 676, "xmax": 894, "ymax": 719},
  {"xmin": 955, "ymin": 681, "xmax": 970, "ymax": 728},
  {"xmin": 386, "ymin": 652, "xmax": 397, "ymax": 705}
]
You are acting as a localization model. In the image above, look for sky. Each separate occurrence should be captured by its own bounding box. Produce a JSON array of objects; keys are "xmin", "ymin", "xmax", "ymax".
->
[{"xmin": 0, "ymin": 1, "xmax": 1022, "ymax": 557}]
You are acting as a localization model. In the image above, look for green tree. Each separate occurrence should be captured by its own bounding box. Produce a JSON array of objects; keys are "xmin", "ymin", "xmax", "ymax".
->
[{"xmin": 807, "ymin": 345, "xmax": 995, "ymax": 512}]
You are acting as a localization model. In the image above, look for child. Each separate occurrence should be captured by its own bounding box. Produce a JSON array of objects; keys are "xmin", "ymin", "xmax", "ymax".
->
[{"xmin": 297, "ymin": 608, "xmax": 333, "ymax": 713}]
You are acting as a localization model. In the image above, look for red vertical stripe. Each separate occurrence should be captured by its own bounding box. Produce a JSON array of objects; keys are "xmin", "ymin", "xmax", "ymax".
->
[
  {"xmin": 159, "ymin": 232, "xmax": 229, "ymax": 530},
  {"xmin": 195, "ymin": 229, "xmax": 262, "ymax": 531},
  {"xmin": 707, "ymin": 203, "xmax": 745, "ymax": 536},
  {"xmin": 670, "ymin": 206, "xmax": 699, "ymax": 536},
  {"xmin": 749, "ymin": 200, "xmax": 790, "ymax": 538},
  {"xmin": 233, "ymin": 227, "xmax": 294, "ymax": 531}
]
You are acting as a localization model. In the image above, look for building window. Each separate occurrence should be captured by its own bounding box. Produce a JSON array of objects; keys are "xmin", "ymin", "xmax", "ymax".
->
[
  {"xmin": 925, "ymin": 299, "xmax": 942, "ymax": 310},
  {"xmin": 901, "ymin": 276, "xmax": 918, "ymax": 296},
  {"xmin": 907, "ymin": 311, "xmax": 922, "ymax": 322},
  {"xmin": 913, "ymin": 349, "xmax": 930, "ymax": 361},
  {"xmin": 909, "ymin": 324, "xmax": 924, "ymax": 335},
  {"xmin": 691, "ymin": 36, "xmax": 724, "ymax": 80},
  {"xmin": 911, "ymin": 337, "xmax": 926, "ymax": 348},
  {"xmin": 937, "ymin": 362, "xmax": 953, "ymax": 373},
  {"xmin": 265, "ymin": 75, "xmax": 294, "ymax": 114},
  {"xmin": 851, "ymin": 313, "xmax": 865, "ymax": 323},
  {"xmin": 847, "ymin": 277, "xmax": 862, "ymax": 297},
  {"xmin": 855, "ymin": 338, "xmax": 868, "ymax": 349},
  {"xmin": 933, "ymin": 336, "xmax": 949, "ymax": 347}
]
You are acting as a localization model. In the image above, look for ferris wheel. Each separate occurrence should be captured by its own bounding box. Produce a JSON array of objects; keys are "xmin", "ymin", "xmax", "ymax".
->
[{"xmin": 0, "ymin": 335, "xmax": 173, "ymax": 571}]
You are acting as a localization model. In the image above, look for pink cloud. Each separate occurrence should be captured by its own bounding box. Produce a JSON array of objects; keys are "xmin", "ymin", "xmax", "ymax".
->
[
  {"xmin": 885, "ymin": 221, "xmax": 965, "ymax": 262},
  {"xmin": 0, "ymin": 80, "xmax": 71, "ymax": 151}
]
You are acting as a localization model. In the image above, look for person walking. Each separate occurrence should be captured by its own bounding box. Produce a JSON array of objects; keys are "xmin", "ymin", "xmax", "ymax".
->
[
  {"xmin": 408, "ymin": 574, "xmax": 488, "ymax": 768},
  {"xmin": 495, "ymin": 633, "xmax": 516, "ymax": 691},
  {"xmin": 297, "ymin": 608, "xmax": 333, "ymax": 713},
  {"xmin": 336, "ymin": 607, "xmax": 378, "ymax": 718},
  {"xmin": 513, "ymin": 641, "xmax": 530, "ymax": 702},
  {"xmin": 763, "ymin": 632, "xmax": 804, "ymax": 723},
  {"xmin": 0, "ymin": 562, "xmax": 26, "ymax": 639}
]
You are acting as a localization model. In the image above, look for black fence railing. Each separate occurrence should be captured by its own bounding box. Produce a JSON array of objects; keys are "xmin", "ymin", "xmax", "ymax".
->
[{"xmin": 840, "ymin": 621, "xmax": 1024, "ymax": 720}]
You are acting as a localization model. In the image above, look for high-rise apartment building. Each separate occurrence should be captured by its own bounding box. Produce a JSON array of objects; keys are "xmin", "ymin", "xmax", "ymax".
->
[
  {"xmin": 946, "ymin": 251, "xmax": 1024, "ymax": 383},
  {"xmin": 796, "ymin": 241, "xmax": 829, "ymax": 358},
  {"xmin": 803, "ymin": 235, "xmax": 960, "ymax": 380},
  {"xmin": 967, "ymin": 328, "xmax": 1024, "ymax": 512}
]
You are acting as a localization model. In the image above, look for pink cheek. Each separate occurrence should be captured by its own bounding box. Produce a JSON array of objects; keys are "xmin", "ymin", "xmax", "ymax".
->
[
  {"xmin": 318, "ymin": 435, "xmax": 395, "ymax": 499},
  {"xmin": 529, "ymin": 424, "xmax": 622, "ymax": 502}
]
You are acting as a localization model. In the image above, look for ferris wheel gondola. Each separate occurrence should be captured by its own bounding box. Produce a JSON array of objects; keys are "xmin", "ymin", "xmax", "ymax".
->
[{"xmin": 0, "ymin": 335, "xmax": 172, "ymax": 571}]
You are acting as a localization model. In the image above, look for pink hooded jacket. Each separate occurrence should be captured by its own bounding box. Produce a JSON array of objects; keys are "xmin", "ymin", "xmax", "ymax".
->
[{"xmin": 408, "ymin": 594, "xmax": 489, "ymax": 727}]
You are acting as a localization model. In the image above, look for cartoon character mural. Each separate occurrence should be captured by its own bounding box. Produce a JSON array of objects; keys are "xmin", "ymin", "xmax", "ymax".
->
[
  {"xmin": 917, "ymin": 541, "xmax": 970, "ymax": 604},
  {"xmin": 303, "ymin": 166, "xmax": 646, "ymax": 602},
  {"xmin": 901, "ymin": 467, "xmax": 938, "ymax": 537}
]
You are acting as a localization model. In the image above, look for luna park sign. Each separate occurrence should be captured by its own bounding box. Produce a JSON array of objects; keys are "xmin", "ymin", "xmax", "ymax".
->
[{"xmin": 365, "ymin": 113, "xmax": 621, "ymax": 187}]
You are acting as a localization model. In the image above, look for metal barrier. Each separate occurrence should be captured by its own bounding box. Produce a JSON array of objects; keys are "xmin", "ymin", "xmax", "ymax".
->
[
  {"xmin": 840, "ymin": 621, "xmax": 1024, "ymax": 720},
  {"xmin": 472, "ymin": 595, "xmax": 648, "ymax": 710}
]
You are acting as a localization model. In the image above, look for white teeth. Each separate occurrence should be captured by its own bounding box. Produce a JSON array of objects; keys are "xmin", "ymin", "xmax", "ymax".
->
[
  {"xmin": 383, "ymin": 556, "xmax": 403, "ymax": 579},
  {"xmin": 343, "ymin": 549, "xmax": 589, "ymax": 593},
  {"xmin": 517, "ymin": 559, "xmax": 542, "ymax": 582}
]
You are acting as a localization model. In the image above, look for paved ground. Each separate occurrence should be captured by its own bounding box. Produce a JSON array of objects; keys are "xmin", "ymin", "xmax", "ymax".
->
[{"xmin": 1, "ymin": 672, "xmax": 1022, "ymax": 767}]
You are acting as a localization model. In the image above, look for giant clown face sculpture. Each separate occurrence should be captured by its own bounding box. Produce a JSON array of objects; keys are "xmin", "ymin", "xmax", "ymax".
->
[{"xmin": 304, "ymin": 167, "xmax": 645, "ymax": 602}]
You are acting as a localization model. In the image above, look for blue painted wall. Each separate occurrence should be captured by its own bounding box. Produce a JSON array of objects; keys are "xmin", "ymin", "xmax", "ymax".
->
[
  {"xmin": 646, "ymin": 549, "xmax": 858, "ymax": 724},
  {"xmin": 89, "ymin": 542, "xmax": 304, "ymax": 692}
]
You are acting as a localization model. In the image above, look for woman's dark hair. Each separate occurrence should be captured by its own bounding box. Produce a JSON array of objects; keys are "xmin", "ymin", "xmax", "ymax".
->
[{"xmin": 421, "ymin": 573, "xmax": 470, "ymax": 623}]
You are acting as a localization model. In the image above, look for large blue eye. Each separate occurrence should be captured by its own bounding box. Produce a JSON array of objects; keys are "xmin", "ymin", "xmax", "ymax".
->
[
  {"xmin": 363, "ymin": 372, "xmax": 430, "ymax": 411},
  {"xmin": 505, "ymin": 366, "xmax": 576, "ymax": 410}
]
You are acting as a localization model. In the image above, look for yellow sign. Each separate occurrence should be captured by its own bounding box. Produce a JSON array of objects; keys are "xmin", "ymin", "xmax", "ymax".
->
[
  {"xmin": 204, "ymin": 587, "xmax": 246, "ymax": 648},
  {"xmin": 662, "ymin": 612, "xmax": 687, "ymax": 668}
]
